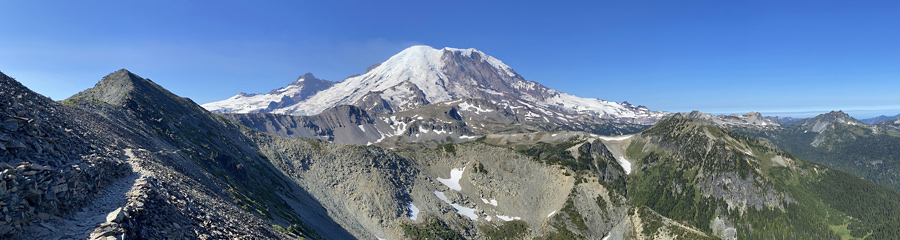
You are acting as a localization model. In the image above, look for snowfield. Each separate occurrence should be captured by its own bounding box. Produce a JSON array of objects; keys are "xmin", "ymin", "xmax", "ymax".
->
[
  {"xmin": 496, "ymin": 215, "xmax": 521, "ymax": 221},
  {"xmin": 437, "ymin": 167, "xmax": 466, "ymax": 191},
  {"xmin": 434, "ymin": 191, "xmax": 478, "ymax": 220},
  {"xmin": 597, "ymin": 135, "xmax": 633, "ymax": 141},
  {"xmin": 408, "ymin": 203, "xmax": 419, "ymax": 220}
]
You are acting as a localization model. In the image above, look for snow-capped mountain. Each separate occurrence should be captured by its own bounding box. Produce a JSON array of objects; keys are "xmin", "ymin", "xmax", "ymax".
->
[
  {"xmin": 204, "ymin": 45, "xmax": 668, "ymax": 124},
  {"xmin": 202, "ymin": 73, "xmax": 334, "ymax": 113}
]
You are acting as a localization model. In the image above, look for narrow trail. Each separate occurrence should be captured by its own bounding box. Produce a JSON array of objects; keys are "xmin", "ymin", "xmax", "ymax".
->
[{"xmin": 20, "ymin": 149, "xmax": 145, "ymax": 240}]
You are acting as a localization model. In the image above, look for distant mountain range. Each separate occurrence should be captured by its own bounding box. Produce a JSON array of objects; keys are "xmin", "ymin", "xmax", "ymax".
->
[
  {"xmin": 764, "ymin": 113, "xmax": 900, "ymax": 126},
  {"xmin": 860, "ymin": 113, "xmax": 900, "ymax": 124},
  {"xmin": 739, "ymin": 111, "xmax": 900, "ymax": 193}
]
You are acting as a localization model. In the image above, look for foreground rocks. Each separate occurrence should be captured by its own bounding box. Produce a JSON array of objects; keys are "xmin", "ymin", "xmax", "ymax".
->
[{"xmin": 2, "ymin": 70, "xmax": 292, "ymax": 239}]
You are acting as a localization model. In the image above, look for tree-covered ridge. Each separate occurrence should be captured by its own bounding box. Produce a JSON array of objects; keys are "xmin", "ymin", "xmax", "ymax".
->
[
  {"xmin": 743, "ymin": 120, "xmax": 900, "ymax": 192},
  {"xmin": 627, "ymin": 114, "xmax": 900, "ymax": 239}
]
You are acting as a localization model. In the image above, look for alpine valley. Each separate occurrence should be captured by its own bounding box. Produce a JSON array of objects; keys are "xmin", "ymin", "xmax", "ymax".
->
[{"xmin": 2, "ymin": 45, "xmax": 900, "ymax": 240}]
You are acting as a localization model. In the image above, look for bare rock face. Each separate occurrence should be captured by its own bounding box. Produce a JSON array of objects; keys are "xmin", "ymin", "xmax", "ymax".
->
[
  {"xmin": 106, "ymin": 207, "xmax": 125, "ymax": 223},
  {"xmin": 0, "ymin": 71, "xmax": 133, "ymax": 237},
  {"xmin": 89, "ymin": 222, "xmax": 125, "ymax": 240},
  {"xmin": 2, "ymin": 70, "xmax": 304, "ymax": 239},
  {"xmin": 354, "ymin": 92, "xmax": 396, "ymax": 115}
]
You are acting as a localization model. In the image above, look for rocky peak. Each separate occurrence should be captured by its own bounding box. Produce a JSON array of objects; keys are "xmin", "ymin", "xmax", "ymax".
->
[
  {"xmin": 364, "ymin": 62, "xmax": 382, "ymax": 74},
  {"xmin": 802, "ymin": 110, "xmax": 865, "ymax": 130},
  {"xmin": 272, "ymin": 72, "xmax": 334, "ymax": 99},
  {"xmin": 793, "ymin": 111, "xmax": 876, "ymax": 147},
  {"xmin": 743, "ymin": 111, "xmax": 764, "ymax": 118},
  {"xmin": 203, "ymin": 72, "xmax": 334, "ymax": 114},
  {"xmin": 69, "ymin": 69, "xmax": 206, "ymax": 124},
  {"xmin": 817, "ymin": 110, "xmax": 853, "ymax": 122},
  {"xmin": 288, "ymin": 73, "xmax": 319, "ymax": 85},
  {"xmin": 68, "ymin": 69, "xmax": 153, "ymax": 106}
]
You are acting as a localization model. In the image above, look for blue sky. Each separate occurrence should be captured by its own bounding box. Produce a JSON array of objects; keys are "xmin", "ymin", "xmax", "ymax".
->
[{"xmin": 2, "ymin": 1, "xmax": 899, "ymax": 118}]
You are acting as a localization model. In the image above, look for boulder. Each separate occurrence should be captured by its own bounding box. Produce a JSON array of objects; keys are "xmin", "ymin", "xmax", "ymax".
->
[{"xmin": 106, "ymin": 207, "xmax": 125, "ymax": 223}]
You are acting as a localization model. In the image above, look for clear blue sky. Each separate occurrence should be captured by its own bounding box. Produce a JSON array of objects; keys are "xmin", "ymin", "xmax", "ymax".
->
[{"xmin": 2, "ymin": 1, "xmax": 899, "ymax": 118}]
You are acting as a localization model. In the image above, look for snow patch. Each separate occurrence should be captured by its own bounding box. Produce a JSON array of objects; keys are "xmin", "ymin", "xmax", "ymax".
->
[
  {"xmin": 481, "ymin": 198, "xmax": 498, "ymax": 206},
  {"xmin": 598, "ymin": 135, "xmax": 632, "ymax": 141},
  {"xmin": 547, "ymin": 210, "xmax": 557, "ymax": 218},
  {"xmin": 434, "ymin": 191, "xmax": 478, "ymax": 220},
  {"xmin": 618, "ymin": 157, "xmax": 632, "ymax": 174},
  {"xmin": 496, "ymin": 215, "xmax": 521, "ymax": 221},
  {"xmin": 459, "ymin": 135, "xmax": 478, "ymax": 139},
  {"xmin": 408, "ymin": 203, "xmax": 420, "ymax": 220},
  {"xmin": 437, "ymin": 167, "xmax": 466, "ymax": 191},
  {"xmin": 358, "ymin": 125, "xmax": 366, "ymax": 132},
  {"xmin": 458, "ymin": 102, "xmax": 494, "ymax": 114}
]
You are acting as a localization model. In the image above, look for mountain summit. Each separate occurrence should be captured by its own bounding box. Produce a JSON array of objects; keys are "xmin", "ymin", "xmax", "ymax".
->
[
  {"xmin": 203, "ymin": 73, "xmax": 334, "ymax": 113},
  {"xmin": 203, "ymin": 45, "xmax": 668, "ymax": 124},
  {"xmin": 69, "ymin": 69, "xmax": 157, "ymax": 106}
]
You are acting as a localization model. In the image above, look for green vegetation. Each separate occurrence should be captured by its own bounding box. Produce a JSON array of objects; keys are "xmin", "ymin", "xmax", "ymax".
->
[
  {"xmin": 59, "ymin": 98, "xmax": 79, "ymax": 107},
  {"xmin": 627, "ymin": 153, "xmax": 723, "ymax": 233},
  {"xmin": 638, "ymin": 206, "xmax": 664, "ymax": 237},
  {"xmin": 828, "ymin": 222, "xmax": 858, "ymax": 240},
  {"xmin": 272, "ymin": 224, "xmax": 309, "ymax": 239},
  {"xmin": 554, "ymin": 121, "xmax": 649, "ymax": 136},
  {"xmin": 631, "ymin": 116, "xmax": 900, "ymax": 239},
  {"xmin": 442, "ymin": 143, "xmax": 457, "ymax": 155},
  {"xmin": 538, "ymin": 227, "xmax": 581, "ymax": 240},
  {"xmin": 807, "ymin": 170, "xmax": 900, "ymax": 239},
  {"xmin": 473, "ymin": 162, "xmax": 488, "ymax": 174},
  {"xmin": 479, "ymin": 220, "xmax": 529, "ymax": 240},
  {"xmin": 744, "ymin": 123, "xmax": 900, "ymax": 192},
  {"xmin": 401, "ymin": 217, "xmax": 464, "ymax": 240},
  {"xmin": 515, "ymin": 139, "xmax": 594, "ymax": 172},
  {"xmin": 541, "ymin": 186, "xmax": 586, "ymax": 240}
]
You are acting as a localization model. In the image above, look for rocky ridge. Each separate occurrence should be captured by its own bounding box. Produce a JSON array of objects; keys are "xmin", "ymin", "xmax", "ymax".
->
[
  {"xmin": 223, "ymin": 98, "xmax": 649, "ymax": 148},
  {"xmin": 683, "ymin": 111, "xmax": 779, "ymax": 129},
  {"xmin": 0, "ymin": 71, "xmax": 133, "ymax": 236}
]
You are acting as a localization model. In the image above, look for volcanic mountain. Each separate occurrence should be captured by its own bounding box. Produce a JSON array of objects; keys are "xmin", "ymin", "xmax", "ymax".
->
[{"xmin": 203, "ymin": 45, "xmax": 668, "ymax": 125}]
